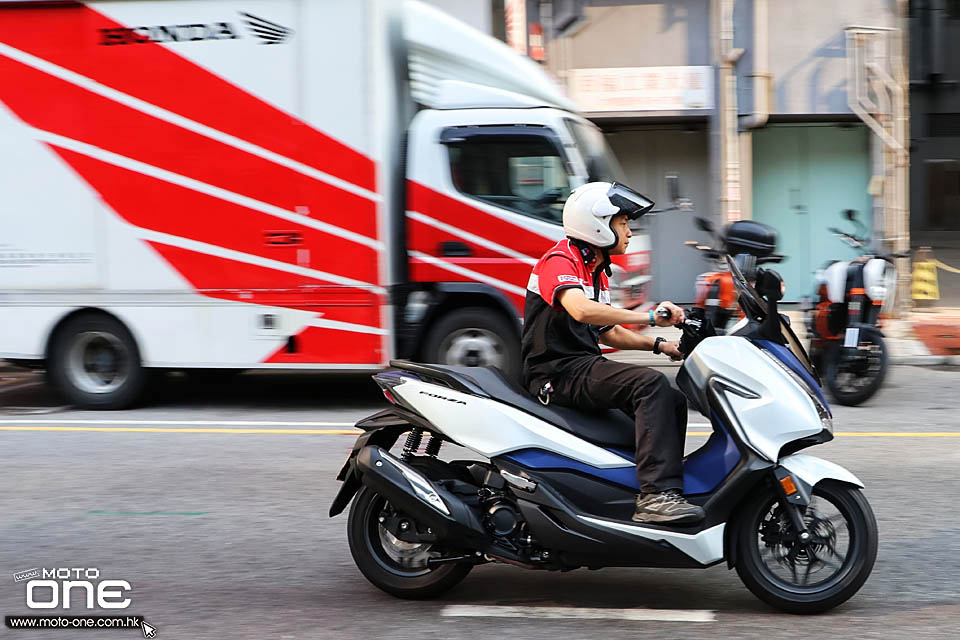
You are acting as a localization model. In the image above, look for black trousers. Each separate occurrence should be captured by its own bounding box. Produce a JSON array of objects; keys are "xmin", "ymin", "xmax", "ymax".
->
[{"xmin": 548, "ymin": 356, "xmax": 688, "ymax": 494}]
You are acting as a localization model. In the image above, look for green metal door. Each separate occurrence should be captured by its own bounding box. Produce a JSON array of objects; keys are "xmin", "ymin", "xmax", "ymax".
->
[{"xmin": 752, "ymin": 124, "xmax": 872, "ymax": 301}]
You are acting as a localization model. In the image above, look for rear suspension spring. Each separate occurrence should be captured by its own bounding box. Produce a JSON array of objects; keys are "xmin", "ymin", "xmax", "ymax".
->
[
  {"xmin": 401, "ymin": 427, "xmax": 423, "ymax": 461},
  {"xmin": 424, "ymin": 433, "xmax": 443, "ymax": 457}
]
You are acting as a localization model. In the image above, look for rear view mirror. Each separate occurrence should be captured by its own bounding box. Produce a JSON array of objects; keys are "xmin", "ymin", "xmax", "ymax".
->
[
  {"xmin": 844, "ymin": 209, "xmax": 858, "ymax": 221},
  {"xmin": 755, "ymin": 268, "xmax": 784, "ymax": 302},
  {"xmin": 694, "ymin": 216, "xmax": 714, "ymax": 233}
]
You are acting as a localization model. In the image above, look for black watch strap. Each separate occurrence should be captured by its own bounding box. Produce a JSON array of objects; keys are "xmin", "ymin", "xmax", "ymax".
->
[{"xmin": 653, "ymin": 336, "xmax": 665, "ymax": 355}]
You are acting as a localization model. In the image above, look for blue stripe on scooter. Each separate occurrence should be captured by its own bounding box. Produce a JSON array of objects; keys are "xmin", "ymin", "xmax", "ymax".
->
[
  {"xmin": 756, "ymin": 339, "xmax": 829, "ymax": 407},
  {"xmin": 499, "ymin": 414, "xmax": 740, "ymax": 495}
]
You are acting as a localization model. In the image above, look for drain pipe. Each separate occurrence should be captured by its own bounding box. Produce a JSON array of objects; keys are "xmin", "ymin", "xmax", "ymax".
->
[{"xmin": 741, "ymin": 0, "xmax": 769, "ymax": 129}]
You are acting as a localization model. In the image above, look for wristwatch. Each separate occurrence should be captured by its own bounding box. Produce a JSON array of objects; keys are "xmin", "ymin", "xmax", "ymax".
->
[{"xmin": 653, "ymin": 336, "xmax": 666, "ymax": 355}]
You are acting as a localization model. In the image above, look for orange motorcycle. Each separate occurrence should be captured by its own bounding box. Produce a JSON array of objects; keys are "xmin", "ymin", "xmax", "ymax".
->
[{"xmin": 688, "ymin": 217, "xmax": 785, "ymax": 332}]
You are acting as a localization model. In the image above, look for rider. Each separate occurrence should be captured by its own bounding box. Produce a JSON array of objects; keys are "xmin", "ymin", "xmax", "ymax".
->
[{"xmin": 521, "ymin": 182, "xmax": 705, "ymax": 524}]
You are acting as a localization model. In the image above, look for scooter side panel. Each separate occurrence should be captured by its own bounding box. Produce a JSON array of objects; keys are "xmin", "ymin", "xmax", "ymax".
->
[
  {"xmin": 391, "ymin": 378, "xmax": 634, "ymax": 469},
  {"xmin": 779, "ymin": 453, "xmax": 864, "ymax": 489},
  {"xmin": 683, "ymin": 337, "xmax": 823, "ymax": 461}
]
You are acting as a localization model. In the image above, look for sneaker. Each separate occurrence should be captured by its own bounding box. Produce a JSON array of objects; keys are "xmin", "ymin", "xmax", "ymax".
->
[{"xmin": 632, "ymin": 490, "xmax": 705, "ymax": 524}]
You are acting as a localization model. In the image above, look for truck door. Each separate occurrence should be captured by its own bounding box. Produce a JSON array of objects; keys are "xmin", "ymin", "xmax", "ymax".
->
[{"xmin": 403, "ymin": 111, "xmax": 583, "ymax": 374}]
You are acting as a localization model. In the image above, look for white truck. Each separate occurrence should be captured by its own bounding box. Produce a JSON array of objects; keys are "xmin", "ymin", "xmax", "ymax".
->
[{"xmin": 0, "ymin": 0, "xmax": 641, "ymax": 408}]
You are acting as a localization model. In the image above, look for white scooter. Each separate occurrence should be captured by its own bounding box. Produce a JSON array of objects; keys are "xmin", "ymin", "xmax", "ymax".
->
[
  {"xmin": 331, "ymin": 252, "xmax": 878, "ymax": 614},
  {"xmin": 804, "ymin": 209, "xmax": 909, "ymax": 405}
]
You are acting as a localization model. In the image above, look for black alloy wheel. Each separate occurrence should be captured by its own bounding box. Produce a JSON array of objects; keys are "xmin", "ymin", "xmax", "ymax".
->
[
  {"xmin": 735, "ymin": 481, "xmax": 878, "ymax": 614},
  {"xmin": 346, "ymin": 487, "xmax": 472, "ymax": 599}
]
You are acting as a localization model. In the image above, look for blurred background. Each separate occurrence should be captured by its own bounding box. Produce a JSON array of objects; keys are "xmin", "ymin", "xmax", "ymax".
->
[{"xmin": 3, "ymin": 2, "xmax": 960, "ymax": 638}]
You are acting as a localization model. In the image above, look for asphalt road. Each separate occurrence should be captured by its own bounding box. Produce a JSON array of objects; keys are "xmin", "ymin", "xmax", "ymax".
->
[{"xmin": 2, "ymin": 365, "xmax": 960, "ymax": 639}]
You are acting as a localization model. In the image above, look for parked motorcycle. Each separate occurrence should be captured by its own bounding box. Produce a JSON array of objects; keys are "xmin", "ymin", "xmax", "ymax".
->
[
  {"xmin": 687, "ymin": 217, "xmax": 785, "ymax": 332},
  {"xmin": 330, "ymin": 234, "xmax": 877, "ymax": 613},
  {"xmin": 804, "ymin": 209, "xmax": 909, "ymax": 406}
]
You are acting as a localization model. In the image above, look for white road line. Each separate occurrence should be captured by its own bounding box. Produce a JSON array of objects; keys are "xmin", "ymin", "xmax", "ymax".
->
[
  {"xmin": 0, "ymin": 417, "xmax": 712, "ymax": 428},
  {"xmin": 0, "ymin": 419, "xmax": 358, "ymax": 427},
  {"xmin": 440, "ymin": 605, "xmax": 716, "ymax": 623}
]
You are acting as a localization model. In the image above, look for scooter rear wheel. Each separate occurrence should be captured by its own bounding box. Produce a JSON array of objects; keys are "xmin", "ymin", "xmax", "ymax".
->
[
  {"xmin": 734, "ymin": 481, "xmax": 877, "ymax": 614},
  {"xmin": 347, "ymin": 487, "xmax": 473, "ymax": 599}
]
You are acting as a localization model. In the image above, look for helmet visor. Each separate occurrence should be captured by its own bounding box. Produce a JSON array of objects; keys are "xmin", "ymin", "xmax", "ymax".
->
[{"xmin": 607, "ymin": 183, "xmax": 655, "ymax": 219}]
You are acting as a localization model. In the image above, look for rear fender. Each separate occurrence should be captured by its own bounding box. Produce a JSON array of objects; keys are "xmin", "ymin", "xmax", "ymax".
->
[{"xmin": 329, "ymin": 408, "xmax": 432, "ymax": 517}]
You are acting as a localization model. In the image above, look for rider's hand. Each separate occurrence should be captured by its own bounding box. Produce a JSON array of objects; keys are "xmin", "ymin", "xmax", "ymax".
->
[
  {"xmin": 661, "ymin": 341, "xmax": 683, "ymax": 361},
  {"xmin": 655, "ymin": 301, "xmax": 685, "ymax": 327}
]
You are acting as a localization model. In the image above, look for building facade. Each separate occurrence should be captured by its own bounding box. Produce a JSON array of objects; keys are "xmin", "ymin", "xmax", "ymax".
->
[{"xmin": 530, "ymin": 0, "xmax": 908, "ymax": 303}]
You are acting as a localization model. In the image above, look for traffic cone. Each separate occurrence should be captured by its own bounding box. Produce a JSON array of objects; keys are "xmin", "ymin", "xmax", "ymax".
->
[{"xmin": 911, "ymin": 246, "xmax": 940, "ymax": 305}]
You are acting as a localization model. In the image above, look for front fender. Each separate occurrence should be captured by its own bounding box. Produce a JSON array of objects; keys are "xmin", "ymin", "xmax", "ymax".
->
[{"xmin": 778, "ymin": 453, "xmax": 864, "ymax": 489}]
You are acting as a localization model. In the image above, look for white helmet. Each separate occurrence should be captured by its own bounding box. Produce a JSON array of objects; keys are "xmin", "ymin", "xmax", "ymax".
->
[{"xmin": 562, "ymin": 181, "xmax": 655, "ymax": 250}]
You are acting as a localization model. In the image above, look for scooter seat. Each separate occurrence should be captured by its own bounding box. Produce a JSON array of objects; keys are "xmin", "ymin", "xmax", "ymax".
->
[{"xmin": 390, "ymin": 361, "xmax": 635, "ymax": 451}]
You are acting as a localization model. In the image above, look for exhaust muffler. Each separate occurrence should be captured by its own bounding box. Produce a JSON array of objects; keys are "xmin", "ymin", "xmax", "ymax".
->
[{"xmin": 354, "ymin": 446, "xmax": 486, "ymax": 540}]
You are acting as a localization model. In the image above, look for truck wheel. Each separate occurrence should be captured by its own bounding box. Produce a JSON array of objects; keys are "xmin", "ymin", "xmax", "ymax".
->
[
  {"xmin": 422, "ymin": 308, "xmax": 519, "ymax": 378},
  {"xmin": 49, "ymin": 313, "xmax": 146, "ymax": 410}
]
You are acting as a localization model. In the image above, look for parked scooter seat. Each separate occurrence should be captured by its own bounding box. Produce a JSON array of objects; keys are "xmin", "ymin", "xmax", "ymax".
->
[{"xmin": 391, "ymin": 361, "xmax": 635, "ymax": 450}]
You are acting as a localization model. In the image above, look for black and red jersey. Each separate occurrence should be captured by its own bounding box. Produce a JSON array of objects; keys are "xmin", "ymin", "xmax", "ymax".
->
[{"xmin": 520, "ymin": 239, "xmax": 611, "ymax": 393}]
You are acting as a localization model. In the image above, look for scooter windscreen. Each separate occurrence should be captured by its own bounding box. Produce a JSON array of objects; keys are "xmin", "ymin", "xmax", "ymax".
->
[
  {"xmin": 726, "ymin": 254, "xmax": 818, "ymax": 379},
  {"xmin": 606, "ymin": 183, "xmax": 655, "ymax": 219}
]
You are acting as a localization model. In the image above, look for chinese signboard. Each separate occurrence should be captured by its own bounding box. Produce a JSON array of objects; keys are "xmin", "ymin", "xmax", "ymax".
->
[{"xmin": 568, "ymin": 66, "xmax": 714, "ymax": 112}]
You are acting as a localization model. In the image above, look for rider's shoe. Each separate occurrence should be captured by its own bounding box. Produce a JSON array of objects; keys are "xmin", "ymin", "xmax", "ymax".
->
[{"xmin": 632, "ymin": 490, "xmax": 705, "ymax": 524}]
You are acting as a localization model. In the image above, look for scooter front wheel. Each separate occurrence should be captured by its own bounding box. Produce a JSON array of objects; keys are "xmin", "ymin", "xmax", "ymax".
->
[{"xmin": 734, "ymin": 481, "xmax": 878, "ymax": 614}]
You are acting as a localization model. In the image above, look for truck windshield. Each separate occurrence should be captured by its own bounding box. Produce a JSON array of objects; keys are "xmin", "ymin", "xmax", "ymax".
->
[{"xmin": 564, "ymin": 118, "xmax": 626, "ymax": 184}]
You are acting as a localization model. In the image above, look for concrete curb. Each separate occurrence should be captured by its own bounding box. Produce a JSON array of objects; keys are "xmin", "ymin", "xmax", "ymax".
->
[{"xmin": 890, "ymin": 355, "xmax": 960, "ymax": 366}]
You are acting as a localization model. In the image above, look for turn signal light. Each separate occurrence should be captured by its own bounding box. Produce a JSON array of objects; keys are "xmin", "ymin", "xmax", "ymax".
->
[
  {"xmin": 780, "ymin": 475, "xmax": 798, "ymax": 496},
  {"xmin": 382, "ymin": 388, "xmax": 397, "ymax": 404}
]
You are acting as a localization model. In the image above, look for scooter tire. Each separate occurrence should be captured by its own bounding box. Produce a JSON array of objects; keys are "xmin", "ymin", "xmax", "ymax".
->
[
  {"xmin": 347, "ymin": 487, "xmax": 472, "ymax": 599},
  {"xmin": 734, "ymin": 481, "xmax": 878, "ymax": 614},
  {"xmin": 823, "ymin": 335, "xmax": 888, "ymax": 406}
]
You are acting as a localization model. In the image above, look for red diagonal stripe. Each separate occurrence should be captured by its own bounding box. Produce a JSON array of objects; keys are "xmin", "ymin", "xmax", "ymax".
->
[
  {"xmin": 263, "ymin": 326, "xmax": 383, "ymax": 365},
  {"xmin": 0, "ymin": 4, "xmax": 375, "ymax": 191},
  {"xmin": 409, "ymin": 260, "xmax": 525, "ymax": 312},
  {"xmin": 0, "ymin": 53, "xmax": 377, "ymax": 239},
  {"xmin": 148, "ymin": 242, "xmax": 383, "ymax": 325},
  {"xmin": 406, "ymin": 181, "xmax": 554, "ymax": 257},
  {"xmin": 50, "ymin": 146, "xmax": 380, "ymax": 284}
]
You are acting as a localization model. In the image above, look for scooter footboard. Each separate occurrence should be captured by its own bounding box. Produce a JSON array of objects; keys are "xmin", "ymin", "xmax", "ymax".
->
[{"xmin": 779, "ymin": 453, "xmax": 864, "ymax": 490}]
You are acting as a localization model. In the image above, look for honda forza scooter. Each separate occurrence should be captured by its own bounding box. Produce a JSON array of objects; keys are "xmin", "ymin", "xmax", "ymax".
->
[{"xmin": 331, "ymin": 250, "xmax": 877, "ymax": 614}]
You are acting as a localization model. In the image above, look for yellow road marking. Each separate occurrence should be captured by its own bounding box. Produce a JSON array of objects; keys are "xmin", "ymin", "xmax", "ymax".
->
[
  {"xmin": 2, "ymin": 426, "xmax": 960, "ymax": 437},
  {"xmin": 0, "ymin": 426, "xmax": 361, "ymax": 434}
]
